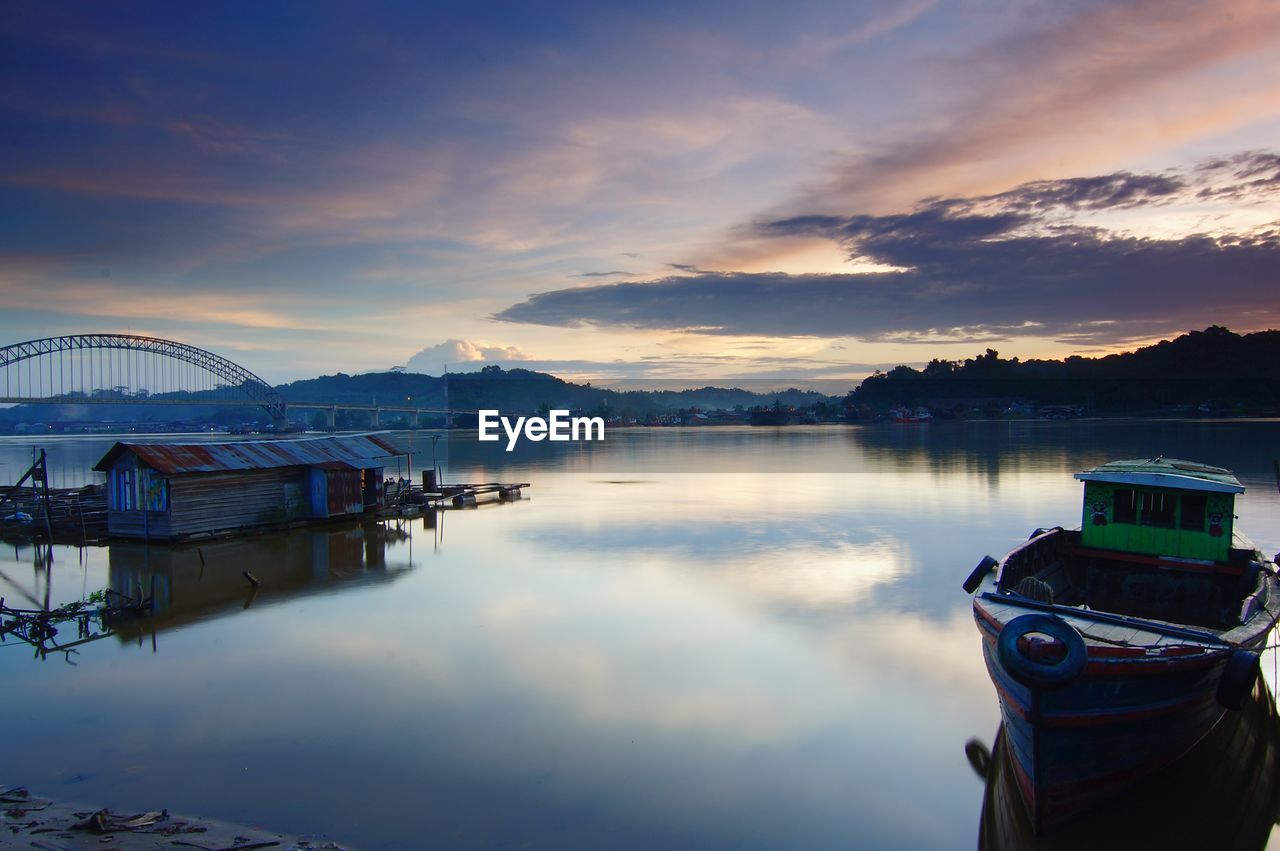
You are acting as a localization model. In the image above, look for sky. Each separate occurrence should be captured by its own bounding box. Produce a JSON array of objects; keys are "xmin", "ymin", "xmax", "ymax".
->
[{"xmin": 2, "ymin": 0, "xmax": 1278, "ymax": 385}]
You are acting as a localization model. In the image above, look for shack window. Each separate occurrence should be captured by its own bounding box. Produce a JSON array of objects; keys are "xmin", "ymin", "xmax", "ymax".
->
[
  {"xmin": 113, "ymin": 466, "xmax": 167, "ymax": 512},
  {"xmin": 1180, "ymin": 493, "xmax": 1207, "ymax": 531},
  {"xmin": 141, "ymin": 472, "xmax": 168, "ymax": 512},
  {"xmin": 1113, "ymin": 489, "xmax": 1137, "ymax": 524},
  {"xmin": 1140, "ymin": 491, "xmax": 1176, "ymax": 528},
  {"xmin": 113, "ymin": 468, "xmax": 136, "ymax": 510}
]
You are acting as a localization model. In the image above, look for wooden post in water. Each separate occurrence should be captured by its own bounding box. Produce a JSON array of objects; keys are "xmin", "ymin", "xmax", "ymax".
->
[{"xmin": 36, "ymin": 450, "xmax": 54, "ymax": 545}]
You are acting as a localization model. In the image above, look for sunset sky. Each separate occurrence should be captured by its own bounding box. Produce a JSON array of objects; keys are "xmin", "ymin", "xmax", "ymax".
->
[{"xmin": 3, "ymin": 1, "xmax": 1278, "ymax": 385}]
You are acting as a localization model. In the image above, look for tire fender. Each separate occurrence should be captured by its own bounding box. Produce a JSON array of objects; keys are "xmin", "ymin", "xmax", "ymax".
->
[
  {"xmin": 963, "ymin": 555, "xmax": 999, "ymax": 594},
  {"xmin": 996, "ymin": 613, "xmax": 1087, "ymax": 689},
  {"xmin": 1216, "ymin": 649, "xmax": 1260, "ymax": 711}
]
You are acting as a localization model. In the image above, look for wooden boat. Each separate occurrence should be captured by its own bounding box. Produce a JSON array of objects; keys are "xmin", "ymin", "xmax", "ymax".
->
[
  {"xmin": 974, "ymin": 680, "xmax": 1280, "ymax": 850},
  {"xmin": 964, "ymin": 457, "xmax": 1280, "ymax": 832}
]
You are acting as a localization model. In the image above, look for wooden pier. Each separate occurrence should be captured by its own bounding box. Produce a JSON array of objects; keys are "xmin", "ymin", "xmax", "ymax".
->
[{"xmin": 0, "ymin": 450, "xmax": 109, "ymax": 545}]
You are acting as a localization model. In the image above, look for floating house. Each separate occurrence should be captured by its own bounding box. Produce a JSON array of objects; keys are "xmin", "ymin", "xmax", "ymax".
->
[{"xmin": 93, "ymin": 433, "xmax": 411, "ymax": 540}]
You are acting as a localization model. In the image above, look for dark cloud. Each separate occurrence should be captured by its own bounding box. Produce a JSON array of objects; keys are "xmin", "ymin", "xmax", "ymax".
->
[
  {"xmin": 496, "ymin": 156, "xmax": 1280, "ymax": 344},
  {"xmin": 571, "ymin": 270, "xmax": 638, "ymax": 278},
  {"xmin": 1195, "ymin": 151, "xmax": 1280, "ymax": 201},
  {"xmin": 985, "ymin": 172, "xmax": 1185, "ymax": 212}
]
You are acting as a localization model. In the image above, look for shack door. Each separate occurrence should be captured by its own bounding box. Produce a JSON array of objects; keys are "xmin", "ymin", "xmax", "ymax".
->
[
  {"xmin": 329, "ymin": 468, "xmax": 363, "ymax": 515},
  {"xmin": 361, "ymin": 469, "xmax": 379, "ymax": 510}
]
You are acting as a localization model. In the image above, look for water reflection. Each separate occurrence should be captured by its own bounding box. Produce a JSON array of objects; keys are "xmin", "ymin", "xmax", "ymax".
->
[
  {"xmin": 974, "ymin": 683, "xmax": 1280, "ymax": 850},
  {"xmin": 107, "ymin": 518, "xmax": 421, "ymax": 638},
  {"xmin": 0, "ymin": 423, "xmax": 1277, "ymax": 848},
  {"xmin": 0, "ymin": 516, "xmax": 424, "ymax": 661}
]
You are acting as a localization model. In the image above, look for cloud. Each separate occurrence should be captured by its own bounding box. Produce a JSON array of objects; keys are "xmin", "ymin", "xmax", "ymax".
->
[
  {"xmin": 399, "ymin": 341, "xmax": 890, "ymax": 384},
  {"xmin": 781, "ymin": 0, "xmax": 936, "ymax": 66},
  {"xmin": 405, "ymin": 339, "xmax": 530, "ymax": 371},
  {"xmin": 495, "ymin": 156, "xmax": 1280, "ymax": 344},
  {"xmin": 1195, "ymin": 151, "xmax": 1280, "ymax": 201},
  {"xmin": 780, "ymin": 0, "xmax": 1280, "ymax": 214},
  {"xmin": 5, "ymin": 1, "xmax": 1279, "ymax": 379},
  {"xmin": 0, "ymin": 274, "xmax": 324, "ymax": 331}
]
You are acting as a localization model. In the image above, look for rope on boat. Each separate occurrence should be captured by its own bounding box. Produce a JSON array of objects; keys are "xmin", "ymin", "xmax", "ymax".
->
[{"xmin": 1074, "ymin": 629, "xmax": 1159, "ymax": 649}]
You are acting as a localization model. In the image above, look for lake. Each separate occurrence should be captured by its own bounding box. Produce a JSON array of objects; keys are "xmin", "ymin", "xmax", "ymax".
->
[{"xmin": 3, "ymin": 420, "xmax": 1280, "ymax": 849}]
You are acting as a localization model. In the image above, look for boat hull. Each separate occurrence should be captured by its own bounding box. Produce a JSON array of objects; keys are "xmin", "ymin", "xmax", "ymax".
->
[
  {"xmin": 975, "ymin": 613, "xmax": 1234, "ymax": 828},
  {"xmin": 977, "ymin": 681, "xmax": 1280, "ymax": 850}
]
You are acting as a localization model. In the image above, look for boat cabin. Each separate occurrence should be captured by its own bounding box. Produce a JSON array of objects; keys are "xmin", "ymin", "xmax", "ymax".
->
[{"xmin": 1074, "ymin": 457, "xmax": 1242, "ymax": 563}]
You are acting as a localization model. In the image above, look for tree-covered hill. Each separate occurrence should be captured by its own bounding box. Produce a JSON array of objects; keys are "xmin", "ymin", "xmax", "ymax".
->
[
  {"xmin": 282, "ymin": 367, "xmax": 833, "ymax": 421},
  {"xmin": 847, "ymin": 326, "xmax": 1280, "ymax": 415},
  {"xmin": 0, "ymin": 364, "xmax": 835, "ymax": 428}
]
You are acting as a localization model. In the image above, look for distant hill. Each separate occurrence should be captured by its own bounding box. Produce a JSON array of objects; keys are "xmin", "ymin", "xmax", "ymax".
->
[
  {"xmin": 846, "ymin": 326, "xmax": 1280, "ymax": 415},
  {"xmin": 0, "ymin": 364, "xmax": 836, "ymax": 429},
  {"xmin": 4, "ymin": 326, "xmax": 1276, "ymax": 430},
  {"xmin": 281, "ymin": 367, "xmax": 834, "ymax": 424}
]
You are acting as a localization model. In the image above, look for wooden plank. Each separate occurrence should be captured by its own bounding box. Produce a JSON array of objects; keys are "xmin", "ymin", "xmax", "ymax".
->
[{"xmin": 977, "ymin": 593, "xmax": 1230, "ymax": 646}]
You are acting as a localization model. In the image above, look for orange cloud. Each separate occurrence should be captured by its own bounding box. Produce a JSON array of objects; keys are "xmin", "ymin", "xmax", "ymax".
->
[
  {"xmin": 789, "ymin": 0, "xmax": 1280, "ymax": 214},
  {"xmin": 0, "ymin": 276, "xmax": 322, "ymax": 332}
]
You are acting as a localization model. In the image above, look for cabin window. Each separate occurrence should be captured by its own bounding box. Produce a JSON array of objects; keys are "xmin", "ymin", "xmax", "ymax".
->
[
  {"xmin": 1139, "ymin": 491, "xmax": 1176, "ymax": 528},
  {"xmin": 1113, "ymin": 489, "xmax": 1137, "ymax": 524},
  {"xmin": 1180, "ymin": 493, "xmax": 1206, "ymax": 531}
]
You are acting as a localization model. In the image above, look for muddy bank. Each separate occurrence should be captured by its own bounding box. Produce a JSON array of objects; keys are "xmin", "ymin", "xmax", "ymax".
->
[{"xmin": 1, "ymin": 785, "xmax": 352, "ymax": 850}]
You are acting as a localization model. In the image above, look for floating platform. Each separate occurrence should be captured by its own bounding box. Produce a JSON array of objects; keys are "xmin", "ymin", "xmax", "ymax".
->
[
  {"xmin": 427, "ymin": 482, "xmax": 529, "ymax": 508},
  {"xmin": 0, "ymin": 484, "xmax": 109, "ymax": 545},
  {"xmin": 1, "ymin": 480, "xmax": 529, "ymax": 545}
]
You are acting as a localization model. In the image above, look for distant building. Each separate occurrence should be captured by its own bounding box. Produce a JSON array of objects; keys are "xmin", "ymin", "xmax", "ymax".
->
[{"xmin": 92, "ymin": 433, "xmax": 411, "ymax": 540}]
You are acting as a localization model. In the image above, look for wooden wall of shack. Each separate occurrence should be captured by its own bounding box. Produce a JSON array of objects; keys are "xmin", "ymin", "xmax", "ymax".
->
[
  {"xmin": 169, "ymin": 468, "xmax": 310, "ymax": 537},
  {"xmin": 106, "ymin": 466, "xmax": 308, "ymax": 539},
  {"xmin": 105, "ymin": 458, "xmax": 386, "ymax": 539},
  {"xmin": 309, "ymin": 465, "xmax": 365, "ymax": 518}
]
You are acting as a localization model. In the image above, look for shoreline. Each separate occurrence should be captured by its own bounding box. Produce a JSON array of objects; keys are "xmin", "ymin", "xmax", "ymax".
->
[{"xmin": 2, "ymin": 784, "xmax": 352, "ymax": 850}]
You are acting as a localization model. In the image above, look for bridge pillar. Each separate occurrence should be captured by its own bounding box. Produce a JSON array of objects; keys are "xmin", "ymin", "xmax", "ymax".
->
[
  {"xmin": 326, "ymin": 406, "xmax": 337, "ymax": 431},
  {"xmin": 373, "ymin": 407, "xmax": 381, "ymax": 428},
  {"xmin": 272, "ymin": 403, "xmax": 289, "ymax": 432}
]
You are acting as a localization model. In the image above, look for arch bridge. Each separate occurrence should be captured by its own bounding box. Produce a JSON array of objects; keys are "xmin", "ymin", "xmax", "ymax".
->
[
  {"xmin": 2, "ymin": 334, "xmax": 285, "ymax": 421},
  {"xmin": 1, "ymin": 334, "xmax": 455, "ymax": 430}
]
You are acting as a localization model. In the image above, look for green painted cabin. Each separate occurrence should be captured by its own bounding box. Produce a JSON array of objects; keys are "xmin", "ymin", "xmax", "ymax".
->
[{"xmin": 1074, "ymin": 458, "xmax": 1243, "ymax": 563}]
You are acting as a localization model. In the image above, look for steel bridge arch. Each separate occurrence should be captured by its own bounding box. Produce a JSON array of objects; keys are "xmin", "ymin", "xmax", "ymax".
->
[{"xmin": 0, "ymin": 334, "xmax": 287, "ymax": 421}]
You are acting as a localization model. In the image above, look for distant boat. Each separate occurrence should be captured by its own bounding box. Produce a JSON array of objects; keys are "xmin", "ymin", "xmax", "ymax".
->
[
  {"xmin": 890, "ymin": 406, "xmax": 932, "ymax": 423},
  {"xmin": 963, "ymin": 457, "xmax": 1280, "ymax": 831}
]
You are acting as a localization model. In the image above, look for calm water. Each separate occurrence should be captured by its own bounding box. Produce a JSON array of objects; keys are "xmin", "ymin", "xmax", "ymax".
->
[{"xmin": 3, "ymin": 421, "xmax": 1280, "ymax": 849}]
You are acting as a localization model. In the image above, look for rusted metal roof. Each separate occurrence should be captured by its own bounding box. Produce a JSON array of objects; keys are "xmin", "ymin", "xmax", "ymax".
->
[{"xmin": 93, "ymin": 433, "xmax": 410, "ymax": 475}]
